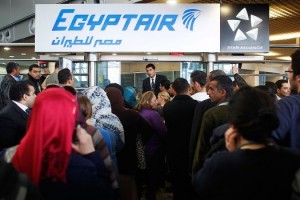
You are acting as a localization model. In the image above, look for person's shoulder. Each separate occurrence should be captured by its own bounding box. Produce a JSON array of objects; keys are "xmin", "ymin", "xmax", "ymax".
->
[
  {"xmin": 157, "ymin": 74, "xmax": 167, "ymax": 79},
  {"xmin": 276, "ymin": 94, "xmax": 300, "ymax": 109},
  {"xmin": 0, "ymin": 102, "xmax": 16, "ymax": 114}
]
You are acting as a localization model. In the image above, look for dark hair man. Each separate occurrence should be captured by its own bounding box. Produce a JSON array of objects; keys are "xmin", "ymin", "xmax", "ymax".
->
[
  {"xmin": 22, "ymin": 64, "xmax": 42, "ymax": 95},
  {"xmin": 163, "ymin": 77, "xmax": 198, "ymax": 200},
  {"xmin": 275, "ymin": 79, "xmax": 290, "ymax": 100},
  {"xmin": 192, "ymin": 75, "xmax": 233, "ymax": 174},
  {"xmin": 58, "ymin": 68, "xmax": 74, "ymax": 86},
  {"xmin": 159, "ymin": 79, "xmax": 170, "ymax": 92},
  {"xmin": 0, "ymin": 62, "xmax": 20, "ymax": 110},
  {"xmin": 0, "ymin": 81, "xmax": 36, "ymax": 149},
  {"xmin": 142, "ymin": 63, "xmax": 167, "ymax": 96},
  {"xmin": 190, "ymin": 70, "xmax": 209, "ymax": 101},
  {"xmin": 272, "ymin": 49, "xmax": 300, "ymax": 150}
]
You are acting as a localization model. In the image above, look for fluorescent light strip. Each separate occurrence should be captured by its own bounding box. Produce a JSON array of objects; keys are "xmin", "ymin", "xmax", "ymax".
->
[{"xmin": 270, "ymin": 32, "xmax": 300, "ymax": 41}]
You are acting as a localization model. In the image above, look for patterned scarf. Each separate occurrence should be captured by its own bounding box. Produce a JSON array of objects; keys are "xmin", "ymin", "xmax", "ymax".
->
[{"xmin": 81, "ymin": 86, "xmax": 124, "ymax": 143}]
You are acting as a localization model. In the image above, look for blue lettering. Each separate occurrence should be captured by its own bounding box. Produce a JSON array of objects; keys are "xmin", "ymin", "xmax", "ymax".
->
[
  {"xmin": 157, "ymin": 15, "xmax": 177, "ymax": 31},
  {"xmin": 52, "ymin": 9, "xmax": 75, "ymax": 31},
  {"xmin": 101, "ymin": 15, "xmax": 121, "ymax": 30},
  {"xmin": 69, "ymin": 15, "xmax": 88, "ymax": 30},
  {"xmin": 151, "ymin": 15, "xmax": 161, "ymax": 31},
  {"xmin": 87, "ymin": 15, "xmax": 105, "ymax": 31},
  {"xmin": 134, "ymin": 15, "xmax": 154, "ymax": 31},
  {"xmin": 52, "ymin": 9, "xmax": 179, "ymax": 31},
  {"xmin": 122, "ymin": 14, "xmax": 138, "ymax": 31}
]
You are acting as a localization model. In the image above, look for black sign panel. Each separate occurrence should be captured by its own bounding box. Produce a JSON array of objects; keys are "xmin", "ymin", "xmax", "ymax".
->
[{"xmin": 220, "ymin": 4, "xmax": 269, "ymax": 53}]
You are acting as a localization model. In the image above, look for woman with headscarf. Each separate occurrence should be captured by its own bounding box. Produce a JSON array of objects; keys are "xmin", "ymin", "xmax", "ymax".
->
[
  {"xmin": 123, "ymin": 86, "xmax": 138, "ymax": 109},
  {"xmin": 81, "ymin": 86, "xmax": 125, "ymax": 147},
  {"xmin": 106, "ymin": 87, "xmax": 152, "ymax": 200},
  {"xmin": 11, "ymin": 88, "xmax": 113, "ymax": 200},
  {"xmin": 77, "ymin": 95, "xmax": 121, "ymax": 191}
]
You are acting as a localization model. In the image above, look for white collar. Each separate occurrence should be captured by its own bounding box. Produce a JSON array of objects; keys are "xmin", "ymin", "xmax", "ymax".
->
[{"xmin": 12, "ymin": 101, "xmax": 28, "ymax": 112}]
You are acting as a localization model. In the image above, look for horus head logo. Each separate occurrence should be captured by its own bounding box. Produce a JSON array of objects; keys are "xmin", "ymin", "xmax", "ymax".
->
[{"xmin": 182, "ymin": 9, "xmax": 201, "ymax": 31}]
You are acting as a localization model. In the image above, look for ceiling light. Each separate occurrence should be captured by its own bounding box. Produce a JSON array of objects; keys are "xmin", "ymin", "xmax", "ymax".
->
[
  {"xmin": 9, "ymin": 55, "xmax": 14, "ymax": 58},
  {"xmin": 112, "ymin": 53, "xmax": 117, "ymax": 56},
  {"xmin": 31, "ymin": 57, "xmax": 36, "ymax": 59},
  {"xmin": 276, "ymin": 56, "xmax": 292, "ymax": 61},
  {"xmin": 146, "ymin": 52, "xmax": 152, "ymax": 55},
  {"xmin": 167, "ymin": 0, "xmax": 177, "ymax": 4},
  {"xmin": 4, "ymin": 47, "xmax": 10, "ymax": 51},
  {"xmin": 270, "ymin": 32, "xmax": 300, "ymax": 41},
  {"xmin": 55, "ymin": 53, "xmax": 60, "ymax": 56},
  {"xmin": 21, "ymin": 53, "xmax": 26, "ymax": 56}
]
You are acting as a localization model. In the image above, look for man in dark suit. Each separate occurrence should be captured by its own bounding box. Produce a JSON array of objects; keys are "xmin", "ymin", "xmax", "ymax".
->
[
  {"xmin": 163, "ymin": 78, "xmax": 198, "ymax": 200},
  {"xmin": 0, "ymin": 81, "xmax": 36, "ymax": 150},
  {"xmin": 142, "ymin": 63, "xmax": 167, "ymax": 96}
]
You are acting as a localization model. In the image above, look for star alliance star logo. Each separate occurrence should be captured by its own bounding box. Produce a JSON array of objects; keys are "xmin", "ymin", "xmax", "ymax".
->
[{"xmin": 227, "ymin": 8, "xmax": 263, "ymax": 41}]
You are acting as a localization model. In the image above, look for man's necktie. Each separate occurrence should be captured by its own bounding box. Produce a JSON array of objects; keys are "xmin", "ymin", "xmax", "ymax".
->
[
  {"xmin": 151, "ymin": 78, "xmax": 155, "ymax": 91},
  {"xmin": 25, "ymin": 108, "xmax": 31, "ymax": 115}
]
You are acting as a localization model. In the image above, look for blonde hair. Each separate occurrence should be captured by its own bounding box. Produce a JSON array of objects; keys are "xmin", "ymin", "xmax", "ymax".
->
[
  {"xmin": 158, "ymin": 91, "xmax": 171, "ymax": 103},
  {"xmin": 135, "ymin": 91, "xmax": 155, "ymax": 111}
]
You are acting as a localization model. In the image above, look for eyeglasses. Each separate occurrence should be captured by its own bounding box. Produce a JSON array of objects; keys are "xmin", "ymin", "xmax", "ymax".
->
[{"xmin": 285, "ymin": 70, "xmax": 294, "ymax": 73}]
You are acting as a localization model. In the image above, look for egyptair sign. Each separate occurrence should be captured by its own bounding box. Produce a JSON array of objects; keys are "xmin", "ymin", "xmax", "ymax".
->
[{"xmin": 35, "ymin": 4, "xmax": 220, "ymax": 52}]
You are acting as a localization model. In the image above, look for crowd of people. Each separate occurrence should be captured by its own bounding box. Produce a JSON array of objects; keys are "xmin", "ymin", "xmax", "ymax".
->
[{"xmin": 0, "ymin": 49, "xmax": 299, "ymax": 200}]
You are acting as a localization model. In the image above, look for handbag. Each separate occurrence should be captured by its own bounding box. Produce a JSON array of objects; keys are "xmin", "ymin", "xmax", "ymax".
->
[{"xmin": 136, "ymin": 133, "xmax": 146, "ymax": 170}]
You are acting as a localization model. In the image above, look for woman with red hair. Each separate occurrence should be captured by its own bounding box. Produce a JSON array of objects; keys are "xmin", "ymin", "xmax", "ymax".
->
[{"xmin": 11, "ymin": 87, "xmax": 113, "ymax": 200}]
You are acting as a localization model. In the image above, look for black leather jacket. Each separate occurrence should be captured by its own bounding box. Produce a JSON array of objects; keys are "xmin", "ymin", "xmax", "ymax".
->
[{"xmin": 0, "ymin": 74, "xmax": 17, "ymax": 110}]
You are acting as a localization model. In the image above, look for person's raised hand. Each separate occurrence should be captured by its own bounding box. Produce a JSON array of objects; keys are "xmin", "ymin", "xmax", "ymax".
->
[{"xmin": 72, "ymin": 125, "xmax": 95, "ymax": 155}]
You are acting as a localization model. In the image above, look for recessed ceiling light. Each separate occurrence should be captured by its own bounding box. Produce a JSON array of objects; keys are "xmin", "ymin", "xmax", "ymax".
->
[
  {"xmin": 55, "ymin": 53, "xmax": 60, "ymax": 56},
  {"xmin": 31, "ymin": 57, "xmax": 36, "ymax": 59},
  {"xmin": 9, "ymin": 55, "xmax": 14, "ymax": 58},
  {"xmin": 21, "ymin": 53, "xmax": 26, "ymax": 56},
  {"xmin": 167, "ymin": 0, "xmax": 177, "ymax": 4},
  {"xmin": 112, "ymin": 53, "xmax": 117, "ymax": 56},
  {"xmin": 146, "ymin": 52, "xmax": 152, "ymax": 55},
  {"xmin": 4, "ymin": 47, "xmax": 10, "ymax": 51}
]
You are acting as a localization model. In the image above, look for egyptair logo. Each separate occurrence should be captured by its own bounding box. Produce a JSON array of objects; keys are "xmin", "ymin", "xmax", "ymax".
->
[
  {"xmin": 227, "ymin": 8, "xmax": 263, "ymax": 41},
  {"xmin": 182, "ymin": 9, "xmax": 201, "ymax": 31}
]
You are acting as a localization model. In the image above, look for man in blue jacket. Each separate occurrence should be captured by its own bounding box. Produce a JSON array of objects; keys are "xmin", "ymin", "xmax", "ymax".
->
[{"xmin": 272, "ymin": 49, "xmax": 300, "ymax": 150}]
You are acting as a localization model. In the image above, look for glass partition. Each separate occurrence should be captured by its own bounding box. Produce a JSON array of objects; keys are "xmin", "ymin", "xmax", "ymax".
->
[
  {"xmin": 180, "ymin": 62, "xmax": 206, "ymax": 82},
  {"xmin": 96, "ymin": 61, "xmax": 121, "ymax": 89},
  {"xmin": 72, "ymin": 62, "xmax": 89, "ymax": 89}
]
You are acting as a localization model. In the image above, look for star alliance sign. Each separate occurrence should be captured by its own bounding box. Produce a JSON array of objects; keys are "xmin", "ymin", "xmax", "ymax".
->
[{"xmin": 227, "ymin": 7, "xmax": 263, "ymax": 41}]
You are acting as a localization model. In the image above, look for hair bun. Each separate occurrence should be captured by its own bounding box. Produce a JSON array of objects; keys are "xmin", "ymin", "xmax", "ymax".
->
[
  {"xmin": 258, "ymin": 108, "xmax": 279, "ymax": 130},
  {"xmin": 258, "ymin": 108, "xmax": 275, "ymax": 118}
]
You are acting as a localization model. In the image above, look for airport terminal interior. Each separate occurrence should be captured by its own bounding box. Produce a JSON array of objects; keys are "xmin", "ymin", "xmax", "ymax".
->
[
  {"xmin": 0, "ymin": 0, "xmax": 299, "ymax": 92},
  {"xmin": 0, "ymin": 1, "xmax": 300, "ymax": 199}
]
